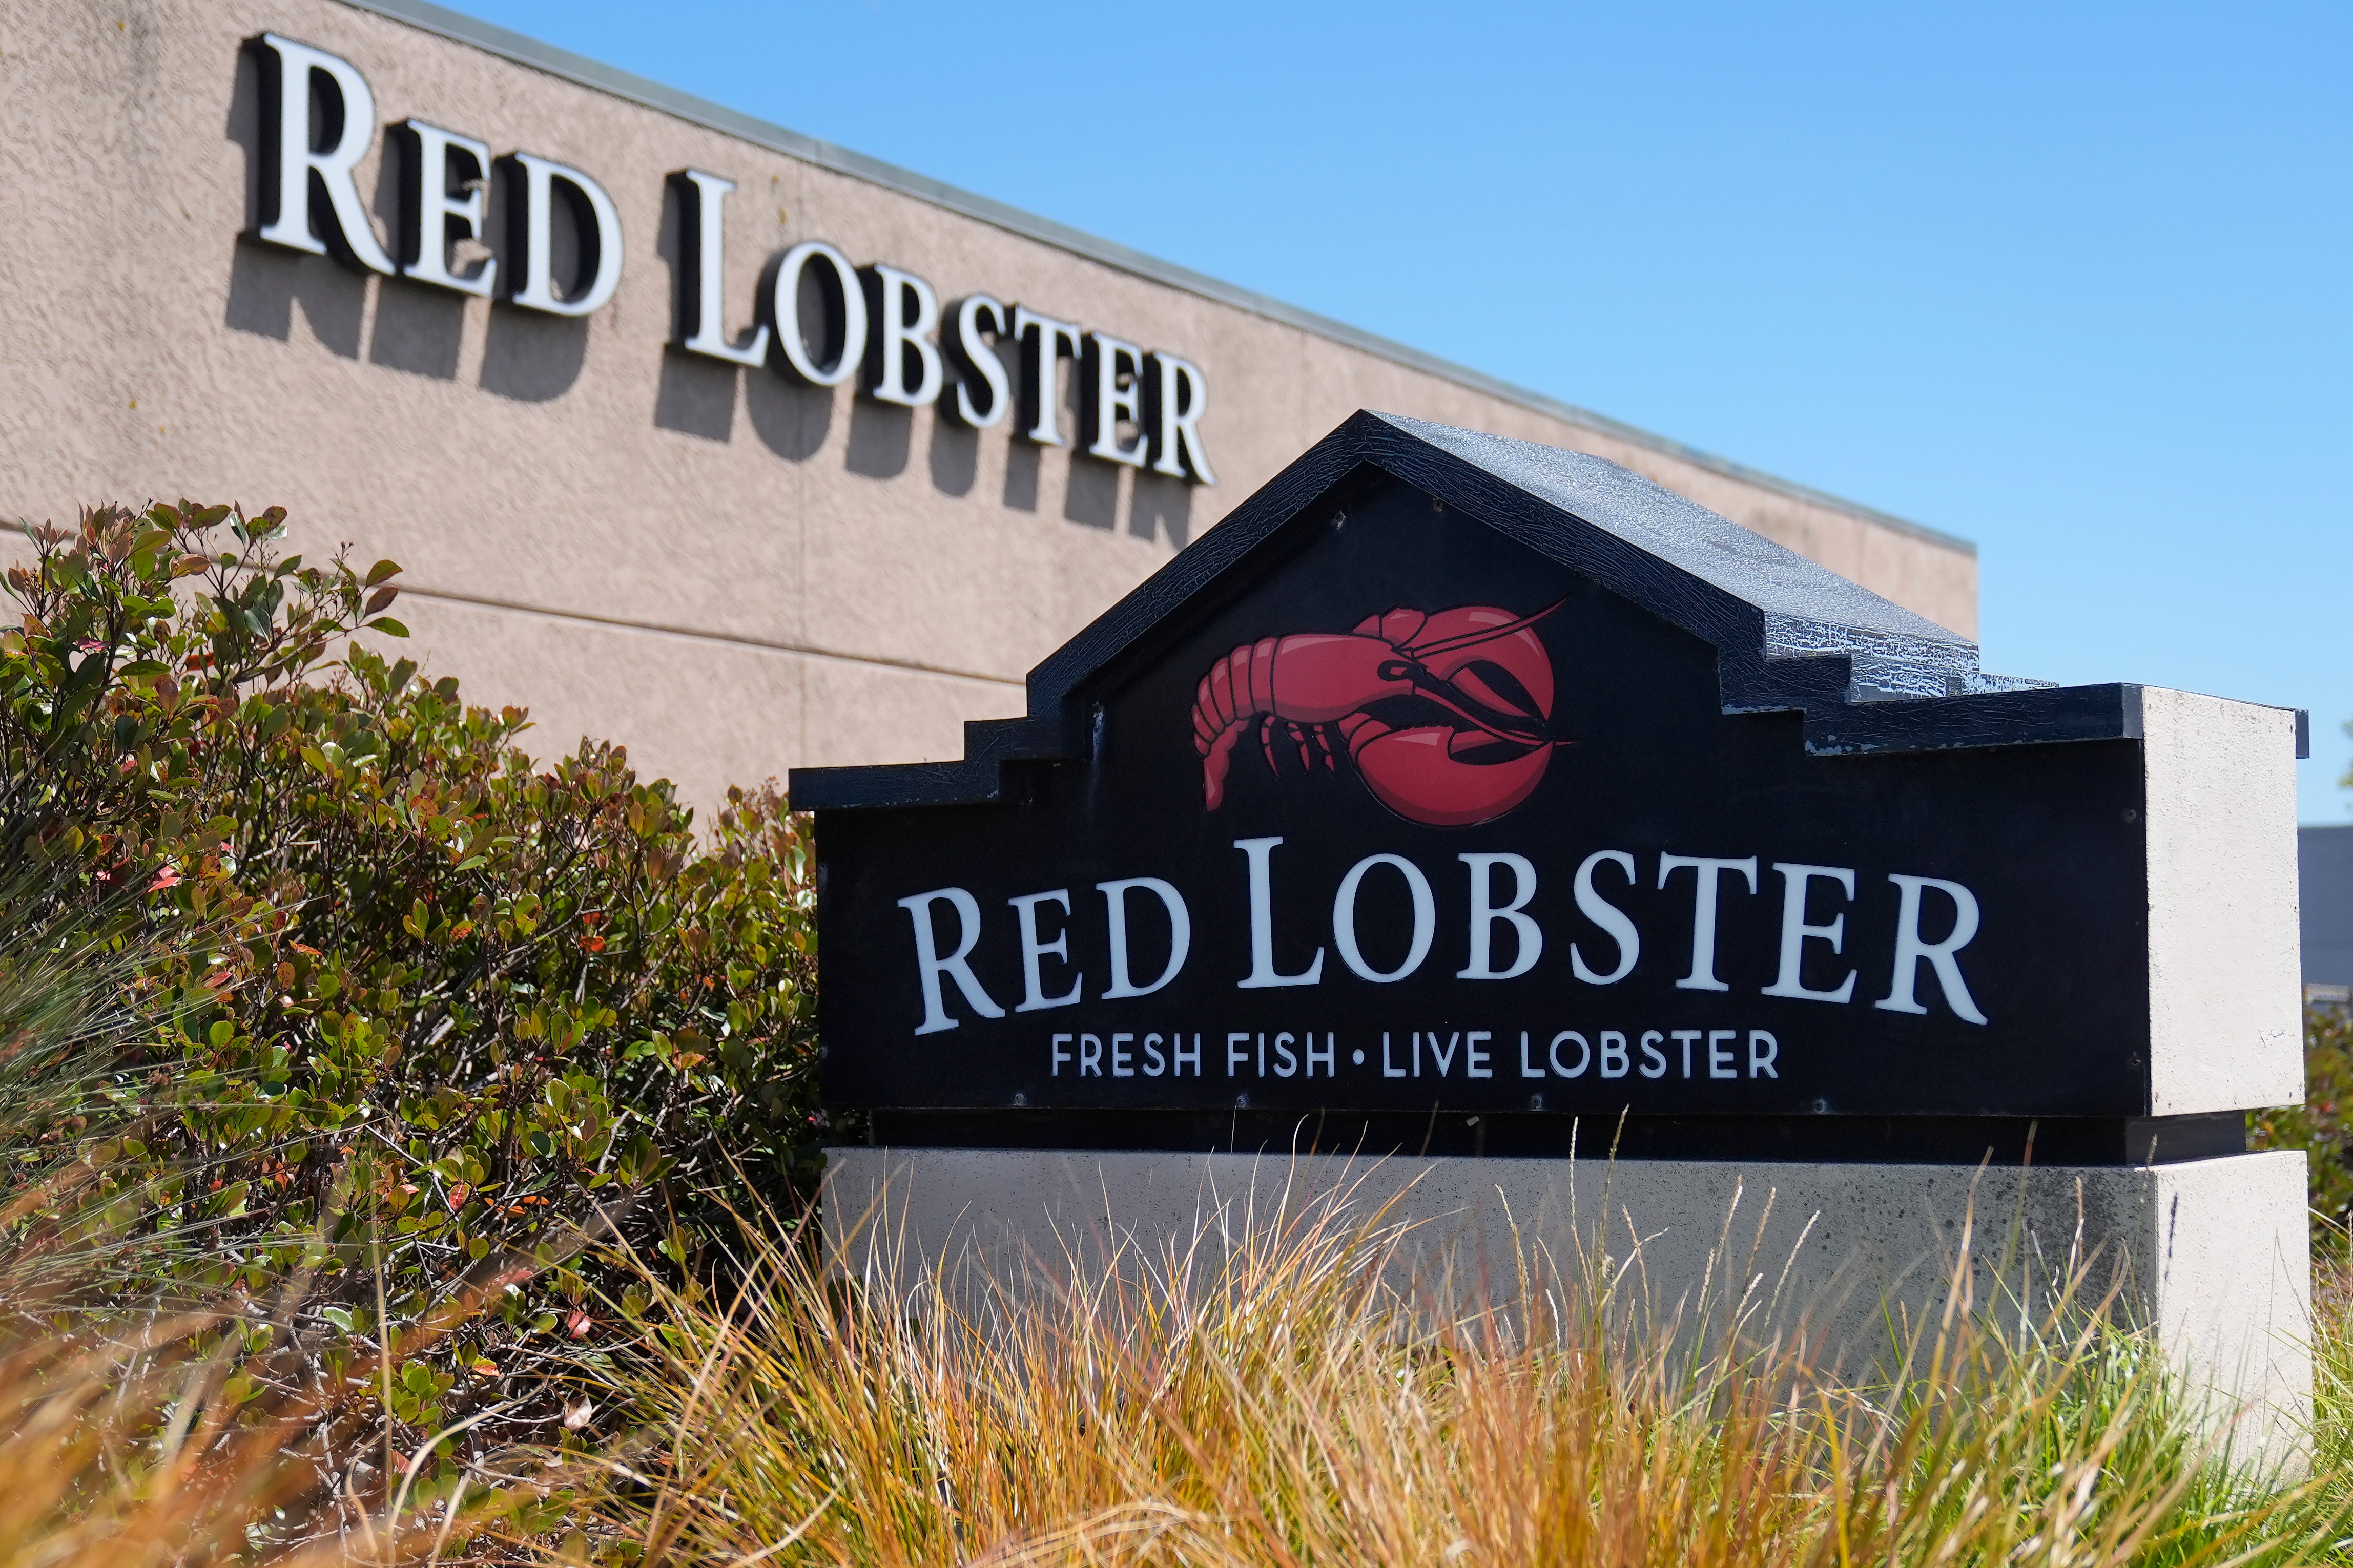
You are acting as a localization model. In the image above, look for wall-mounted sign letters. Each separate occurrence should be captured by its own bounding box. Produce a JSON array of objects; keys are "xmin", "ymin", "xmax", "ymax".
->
[
  {"xmin": 793, "ymin": 413, "xmax": 2305, "ymax": 1161},
  {"xmin": 241, "ymin": 31, "xmax": 1213, "ymax": 483}
]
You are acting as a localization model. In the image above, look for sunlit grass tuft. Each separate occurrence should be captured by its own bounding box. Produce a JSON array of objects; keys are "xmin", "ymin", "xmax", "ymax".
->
[
  {"xmin": 5, "ymin": 1162, "xmax": 2353, "ymax": 1564},
  {"xmin": 584, "ymin": 1175, "xmax": 2353, "ymax": 1567}
]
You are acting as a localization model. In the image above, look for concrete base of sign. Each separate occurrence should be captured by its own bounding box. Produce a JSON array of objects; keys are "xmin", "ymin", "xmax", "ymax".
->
[{"xmin": 823, "ymin": 1145, "xmax": 2313, "ymax": 1472}]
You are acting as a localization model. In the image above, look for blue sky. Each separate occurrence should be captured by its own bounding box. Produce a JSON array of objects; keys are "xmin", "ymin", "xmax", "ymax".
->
[{"xmin": 451, "ymin": 0, "xmax": 2352, "ymax": 817}]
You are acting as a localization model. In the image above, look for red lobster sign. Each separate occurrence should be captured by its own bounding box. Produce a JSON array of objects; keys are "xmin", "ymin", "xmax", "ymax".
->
[{"xmin": 1189, "ymin": 601, "xmax": 1568, "ymax": 828}]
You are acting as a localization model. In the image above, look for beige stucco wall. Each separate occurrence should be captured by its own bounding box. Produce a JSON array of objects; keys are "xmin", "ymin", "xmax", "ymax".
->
[{"xmin": 0, "ymin": 0, "xmax": 1978, "ymax": 814}]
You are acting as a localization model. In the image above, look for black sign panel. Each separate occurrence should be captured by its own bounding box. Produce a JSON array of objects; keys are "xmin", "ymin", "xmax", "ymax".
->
[{"xmin": 796, "ymin": 414, "xmax": 2168, "ymax": 1132}]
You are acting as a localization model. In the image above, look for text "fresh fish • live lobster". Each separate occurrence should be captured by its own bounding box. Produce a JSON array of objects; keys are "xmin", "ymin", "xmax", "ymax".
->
[{"xmin": 1188, "ymin": 600, "xmax": 1570, "ymax": 828}]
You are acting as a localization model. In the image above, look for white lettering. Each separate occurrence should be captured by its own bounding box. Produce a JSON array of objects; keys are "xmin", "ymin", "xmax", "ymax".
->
[
  {"xmin": 1570, "ymin": 849, "xmax": 1640, "ymax": 984},
  {"xmin": 1550, "ymin": 1030, "xmax": 1591, "ymax": 1077},
  {"xmin": 1600, "ymin": 1030, "xmax": 1630, "ymax": 1078},
  {"xmin": 398, "ymin": 121, "xmax": 496, "ymax": 296},
  {"xmin": 1458, "ymin": 852, "xmax": 1542, "ymax": 979},
  {"xmin": 1012, "ymin": 305, "xmax": 1082, "ymax": 445},
  {"xmin": 1673, "ymin": 1028, "xmax": 1700, "ymax": 1077},
  {"xmin": 863, "ymin": 263, "xmax": 944, "ymax": 407},
  {"xmin": 1083, "ymin": 331, "xmax": 1149, "ymax": 466},
  {"xmin": 896, "ymin": 887, "xmax": 1004, "ymax": 1035},
  {"xmin": 1748, "ymin": 1030, "xmax": 1779, "ymax": 1077},
  {"xmin": 770, "ymin": 240, "xmax": 866, "ymax": 385},
  {"xmin": 1708, "ymin": 1028, "xmax": 1737, "ymax": 1078},
  {"xmin": 1333, "ymin": 853, "xmax": 1435, "ymax": 983},
  {"xmin": 1425, "ymin": 1030, "xmax": 1461, "ymax": 1076},
  {"xmin": 1096, "ymin": 877, "xmax": 1191, "ymax": 999},
  {"xmin": 672, "ymin": 169, "xmax": 767, "ymax": 364},
  {"xmin": 1006, "ymin": 889, "xmax": 1082, "ymax": 1012},
  {"xmin": 505, "ymin": 152, "xmax": 623, "ymax": 316},
  {"xmin": 1875, "ymin": 874, "xmax": 1989, "ymax": 1024},
  {"xmin": 946, "ymin": 294, "xmax": 1011, "ymax": 427},
  {"xmin": 1760, "ymin": 862, "xmax": 1859, "ymax": 1003},
  {"xmin": 251, "ymin": 34, "xmax": 394, "ymax": 273},
  {"xmin": 1145, "ymin": 351, "xmax": 1216, "ymax": 484},
  {"xmin": 1235, "ymin": 837, "xmax": 1325, "ymax": 989},
  {"xmin": 1307, "ymin": 1033, "xmax": 1334, "ymax": 1077},
  {"xmin": 1659, "ymin": 853, "xmax": 1758, "ymax": 992}
]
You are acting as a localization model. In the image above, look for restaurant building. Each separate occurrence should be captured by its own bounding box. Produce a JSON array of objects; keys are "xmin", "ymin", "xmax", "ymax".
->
[{"xmin": 2, "ymin": 0, "xmax": 1978, "ymax": 810}]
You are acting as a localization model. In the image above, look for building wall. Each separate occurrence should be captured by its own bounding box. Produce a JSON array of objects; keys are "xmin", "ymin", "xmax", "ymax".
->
[
  {"xmin": 2299, "ymin": 825, "xmax": 2352, "ymax": 998},
  {"xmin": 0, "ymin": 0, "xmax": 1979, "ymax": 811}
]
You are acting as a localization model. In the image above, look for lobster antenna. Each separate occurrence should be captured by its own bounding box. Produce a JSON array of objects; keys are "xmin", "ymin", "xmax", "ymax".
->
[{"xmin": 1405, "ymin": 597, "xmax": 1570, "ymax": 660}]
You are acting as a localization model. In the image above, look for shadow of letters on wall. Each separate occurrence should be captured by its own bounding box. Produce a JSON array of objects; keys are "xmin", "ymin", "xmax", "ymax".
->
[
  {"xmin": 479, "ymin": 310, "xmax": 589, "ymax": 403},
  {"xmin": 845, "ymin": 400, "xmax": 913, "ymax": 479},
  {"xmin": 219, "ymin": 28, "xmax": 1216, "ymax": 529},
  {"xmin": 746, "ymin": 372, "xmax": 833, "ymax": 461},
  {"xmin": 928, "ymin": 418, "xmax": 979, "ymax": 498},
  {"xmin": 1131, "ymin": 473, "xmax": 1193, "ymax": 548},
  {"xmin": 651, "ymin": 177, "xmax": 735, "ymax": 440},
  {"xmin": 655, "ymin": 348, "xmax": 738, "ymax": 442},
  {"xmin": 369, "ymin": 278, "xmax": 465, "ymax": 379},
  {"xmin": 225, "ymin": 240, "xmax": 367, "ymax": 355},
  {"xmin": 1002, "ymin": 441, "xmax": 1041, "ymax": 513},
  {"xmin": 1063, "ymin": 458, "xmax": 1119, "ymax": 531}
]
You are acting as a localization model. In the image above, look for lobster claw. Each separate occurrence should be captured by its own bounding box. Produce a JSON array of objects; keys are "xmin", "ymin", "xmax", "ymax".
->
[{"xmin": 1348, "ymin": 721, "xmax": 1554, "ymax": 828}]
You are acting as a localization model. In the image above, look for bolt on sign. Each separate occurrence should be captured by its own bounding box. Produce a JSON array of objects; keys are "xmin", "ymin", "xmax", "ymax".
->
[{"xmin": 792, "ymin": 413, "xmax": 2306, "ymax": 1162}]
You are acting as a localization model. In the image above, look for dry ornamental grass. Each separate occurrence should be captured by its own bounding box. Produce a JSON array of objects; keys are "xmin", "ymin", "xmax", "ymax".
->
[
  {"xmin": 577, "ymin": 1175, "xmax": 2353, "ymax": 1568},
  {"xmin": 4, "ymin": 1160, "xmax": 2353, "ymax": 1566}
]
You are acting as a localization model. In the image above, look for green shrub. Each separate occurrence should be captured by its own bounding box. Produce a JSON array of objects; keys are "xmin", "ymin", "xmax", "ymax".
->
[
  {"xmin": 2252, "ymin": 1006, "xmax": 2353, "ymax": 1252},
  {"xmin": 0, "ymin": 501, "xmax": 819, "ymax": 1455}
]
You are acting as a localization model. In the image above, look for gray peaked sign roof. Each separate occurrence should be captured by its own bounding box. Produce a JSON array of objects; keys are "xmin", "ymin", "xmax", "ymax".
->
[{"xmin": 789, "ymin": 411, "xmax": 2304, "ymax": 812}]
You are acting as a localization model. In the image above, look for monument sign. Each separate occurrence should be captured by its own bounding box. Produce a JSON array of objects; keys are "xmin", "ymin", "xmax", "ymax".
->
[
  {"xmin": 798, "ymin": 411, "xmax": 2301, "ymax": 1164},
  {"xmin": 797, "ymin": 413, "xmax": 2310, "ymax": 1452}
]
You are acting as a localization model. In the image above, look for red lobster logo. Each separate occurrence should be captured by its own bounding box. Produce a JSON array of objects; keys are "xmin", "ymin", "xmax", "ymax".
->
[{"xmin": 1189, "ymin": 601, "xmax": 1568, "ymax": 828}]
